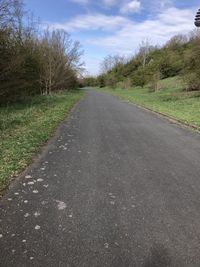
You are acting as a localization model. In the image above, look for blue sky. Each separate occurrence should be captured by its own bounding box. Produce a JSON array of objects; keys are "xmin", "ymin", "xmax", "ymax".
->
[{"xmin": 24, "ymin": 0, "xmax": 199, "ymax": 75}]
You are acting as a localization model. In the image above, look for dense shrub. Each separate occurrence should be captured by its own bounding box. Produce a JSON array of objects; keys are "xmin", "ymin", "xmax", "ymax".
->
[
  {"xmin": 0, "ymin": 0, "xmax": 84, "ymax": 105},
  {"xmin": 87, "ymin": 33, "xmax": 200, "ymax": 92}
]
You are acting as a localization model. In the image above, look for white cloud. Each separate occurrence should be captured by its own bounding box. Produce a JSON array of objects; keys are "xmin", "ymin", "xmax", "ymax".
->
[
  {"xmin": 159, "ymin": 0, "xmax": 173, "ymax": 8},
  {"xmin": 70, "ymin": 0, "xmax": 89, "ymax": 4},
  {"xmin": 48, "ymin": 5, "xmax": 196, "ymax": 74},
  {"xmin": 49, "ymin": 14, "xmax": 131, "ymax": 32},
  {"xmin": 120, "ymin": 0, "xmax": 141, "ymax": 14},
  {"xmin": 88, "ymin": 7, "xmax": 195, "ymax": 54},
  {"xmin": 103, "ymin": 0, "xmax": 118, "ymax": 7}
]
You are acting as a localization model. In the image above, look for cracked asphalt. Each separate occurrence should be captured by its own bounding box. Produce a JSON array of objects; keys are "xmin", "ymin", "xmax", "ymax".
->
[{"xmin": 1, "ymin": 89, "xmax": 200, "ymax": 267}]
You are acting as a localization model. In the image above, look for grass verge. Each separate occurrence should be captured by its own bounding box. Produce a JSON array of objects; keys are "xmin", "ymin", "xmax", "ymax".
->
[
  {"xmin": 100, "ymin": 77, "xmax": 200, "ymax": 129},
  {"xmin": 0, "ymin": 90, "xmax": 84, "ymax": 190}
]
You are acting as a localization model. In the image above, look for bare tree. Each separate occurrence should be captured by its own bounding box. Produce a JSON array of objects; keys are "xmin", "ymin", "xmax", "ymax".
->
[
  {"xmin": 100, "ymin": 54, "xmax": 125, "ymax": 74},
  {"xmin": 39, "ymin": 29, "xmax": 84, "ymax": 94},
  {"xmin": 0, "ymin": 0, "xmax": 11, "ymax": 28},
  {"xmin": 0, "ymin": 1, "xmax": 84, "ymax": 103},
  {"xmin": 137, "ymin": 39, "xmax": 152, "ymax": 69}
]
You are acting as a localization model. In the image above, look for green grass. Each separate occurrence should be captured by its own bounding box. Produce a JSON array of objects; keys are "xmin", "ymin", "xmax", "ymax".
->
[
  {"xmin": 100, "ymin": 76, "xmax": 200, "ymax": 128},
  {"xmin": 0, "ymin": 90, "xmax": 84, "ymax": 189}
]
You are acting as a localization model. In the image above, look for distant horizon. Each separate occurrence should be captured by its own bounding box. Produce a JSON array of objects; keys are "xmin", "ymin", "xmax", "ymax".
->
[{"xmin": 24, "ymin": 0, "xmax": 199, "ymax": 75}]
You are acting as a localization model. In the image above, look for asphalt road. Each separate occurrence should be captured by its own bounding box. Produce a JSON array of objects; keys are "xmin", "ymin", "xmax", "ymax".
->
[{"xmin": 1, "ymin": 89, "xmax": 200, "ymax": 267}]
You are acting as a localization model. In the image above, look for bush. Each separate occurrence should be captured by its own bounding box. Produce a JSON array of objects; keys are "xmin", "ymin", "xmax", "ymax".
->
[
  {"xmin": 0, "ymin": 0, "xmax": 84, "ymax": 105},
  {"xmin": 184, "ymin": 73, "xmax": 200, "ymax": 91},
  {"xmin": 183, "ymin": 35, "xmax": 200, "ymax": 91}
]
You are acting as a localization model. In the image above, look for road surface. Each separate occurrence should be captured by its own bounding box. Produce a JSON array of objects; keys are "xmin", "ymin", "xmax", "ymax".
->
[{"xmin": 1, "ymin": 90, "xmax": 200, "ymax": 267}]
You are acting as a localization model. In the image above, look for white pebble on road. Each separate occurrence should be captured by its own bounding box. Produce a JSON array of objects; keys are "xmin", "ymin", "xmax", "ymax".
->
[
  {"xmin": 37, "ymin": 178, "xmax": 43, "ymax": 182},
  {"xmin": 34, "ymin": 212, "xmax": 40, "ymax": 217},
  {"xmin": 56, "ymin": 200, "xmax": 67, "ymax": 210}
]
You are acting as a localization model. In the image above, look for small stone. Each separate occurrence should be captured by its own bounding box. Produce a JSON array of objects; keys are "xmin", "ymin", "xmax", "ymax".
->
[
  {"xmin": 28, "ymin": 181, "xmax": 34, "ymax": 185},
  {"xmin": 33, "ymin": 190, "xmax": 38, "ymax": 194},
  {"xmin": 0, "ymin": 234, "xmax": 3, "ymax": 238},
  {"xmin": 25, "ymin": 175, "xmax": 32, "ymax": 179},
  {"xmin": 34, "ymin": 212, "xmax": 40, "ymax": 217},
  {"xmin": 56, "ymin": 200, "xmax": 66, "ymax": 210},
  {"xmin": 24, "ymin": 213, "xmax": 29, "ymax": 218},
  {"xmin": 35, "ymin": 225, "xmax": 40, "ymax": 230},
  {"xmin": 37, "ymin": 178, "xmax": 43, "ymax": 182},
  {"xmin": 104, "ymin": 243, "xmax": 109, "ymax": 248},
  {"xmin": 24, "ymin": 200, "xmax": 28, "ymax": 204},
  {"xmin": 22, "ymin": 240, "xmax": 26, "ymax": 243}
]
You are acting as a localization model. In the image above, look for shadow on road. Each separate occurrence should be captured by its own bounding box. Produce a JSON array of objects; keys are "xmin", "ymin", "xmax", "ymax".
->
[{"xmin": 143, "ymin": 244, "xmax": 172, "ymax": 267}]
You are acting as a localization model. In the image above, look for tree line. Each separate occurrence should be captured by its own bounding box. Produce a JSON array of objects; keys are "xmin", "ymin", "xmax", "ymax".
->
[
  {"xmin": 84, "ymin": 31, "xmax": 200, "ymax": 92},
  {"xmin": 0, "ymin": 0, "xmax": 84, "ymax": 105}
]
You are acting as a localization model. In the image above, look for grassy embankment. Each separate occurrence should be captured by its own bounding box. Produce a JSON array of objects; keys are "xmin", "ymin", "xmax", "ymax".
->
[
  {"xmin": 101, "ymin": 76, "xmax": 200, "ymax": 128},
  {"xmin": 0, "ymin": 90, "xmax": 84, "ymax": 190}
]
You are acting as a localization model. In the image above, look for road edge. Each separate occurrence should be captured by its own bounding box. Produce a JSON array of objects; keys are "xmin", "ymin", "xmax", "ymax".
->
[
  {"xmin": 101, "ymin": 90, "xmax": 200, "ymax": 134},
  {"xmin": 0, "ymin": 93, "xmax": 85, "ymax": 197}
]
